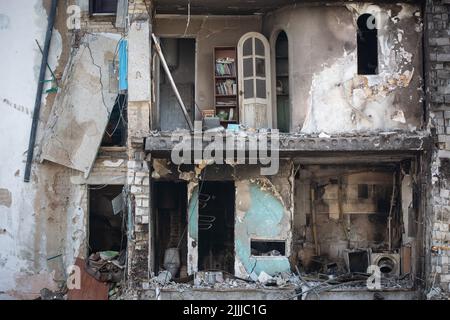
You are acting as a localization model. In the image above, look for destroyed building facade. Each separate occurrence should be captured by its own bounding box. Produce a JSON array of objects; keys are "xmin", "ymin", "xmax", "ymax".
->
[{"xmin": 1, "ymin": 0, "xmax": 450, "ymax": 300}]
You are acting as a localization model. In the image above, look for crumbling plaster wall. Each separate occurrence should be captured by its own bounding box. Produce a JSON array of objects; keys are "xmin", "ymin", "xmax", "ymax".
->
[
  {"xmin": 154, "ymin": 15, "xmax": 262, "ymax": 116},
  {"xmin": 263, "ymin": 3, "xmax": 423, "ymax": 133},
  {"xmin": 0, "ymin": 0, "xmax": 129, "ymax": 300},
  {"xmin": 0, "ymin": 0, "xmax": 83, "ymax": 299}
]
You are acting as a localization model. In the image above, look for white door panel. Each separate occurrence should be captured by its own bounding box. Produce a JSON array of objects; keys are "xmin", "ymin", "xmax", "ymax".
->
[{"xmin": 238, "ymin": 32, "xmax": 272, "ymax": 129}]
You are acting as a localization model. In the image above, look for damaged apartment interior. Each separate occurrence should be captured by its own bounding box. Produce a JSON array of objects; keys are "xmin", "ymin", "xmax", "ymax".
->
[{"xmin": 7, "ymin": 0, "xmax": 450, "ymax": 301}]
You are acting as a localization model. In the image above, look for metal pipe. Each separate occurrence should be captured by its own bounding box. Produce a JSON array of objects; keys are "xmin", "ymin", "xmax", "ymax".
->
[
  {"xmin": 24, "ymin": 0, "xmax": 58, "ymax": 182},
  {"xmin": 151, "ymin": 33, "xmax": 194, "ymax": 131}
]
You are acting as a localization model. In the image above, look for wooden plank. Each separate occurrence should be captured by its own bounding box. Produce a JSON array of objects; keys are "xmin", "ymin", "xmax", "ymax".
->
[{"xmin": 67, "ymin": 258, "xmax": 109, "ymax": 300}]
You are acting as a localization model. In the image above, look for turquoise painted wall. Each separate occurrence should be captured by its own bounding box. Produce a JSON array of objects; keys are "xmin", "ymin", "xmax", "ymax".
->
[{"xmin": 235, "ymin": 182, "xmax": 290, "ymax": 276}]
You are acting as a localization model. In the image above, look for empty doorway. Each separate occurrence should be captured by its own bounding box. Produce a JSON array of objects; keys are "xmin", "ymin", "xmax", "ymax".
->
[
  {"xmin": 153, "ymin": 181, "xmax": 188, "ymax": 279},
  {"xmin": 198, "ymin": 181, "xmax": 235, "ymax": 273},
  {"xmin": 275, "ymin": 31, "xmax": 290, "ymax": 132},
  {"xmin": 158, "ymin": 38, "xmax": 196, "ymax": 131}
]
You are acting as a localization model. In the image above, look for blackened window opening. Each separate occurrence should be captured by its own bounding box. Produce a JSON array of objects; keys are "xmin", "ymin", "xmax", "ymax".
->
[
  {"xmin": 251, "ymin": 240, "xmax": 286, "ymax": 256},
  {"xmin": 89, "ymin": 185, "xmax": 127, "ymax": 254},
  {"xmin": 357, "ymin": 14, "xmax": 378, "ymax": 75},
  {"xmin": 102, "ymin": 94, "xmax": 127, "ymax": 147},
  {"xmin": 90, "ymin": 0, "xmax": 118, "ymax": 15}
]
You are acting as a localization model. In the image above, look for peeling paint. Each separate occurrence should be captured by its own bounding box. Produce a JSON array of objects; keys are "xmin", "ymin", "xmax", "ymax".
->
[{"xmin": 234, "ymin": 181, "xmax": 291, "ymax": 278}]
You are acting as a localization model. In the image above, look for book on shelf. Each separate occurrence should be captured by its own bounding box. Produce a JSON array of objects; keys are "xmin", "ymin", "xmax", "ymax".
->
[
  {"xmin": 216, "ymin": 101, "xmax": 236, "ymax": 107},
  {"xmin": 228, "ymin": 108, "xmax": 234, "ymax": 121},
  {"xmin": 215, "ymin": 57, "xmax": 236, "ymax": 76},
  {"xmin": 216, "ymin": 79, "xmax": 236, "ymax": 95}
]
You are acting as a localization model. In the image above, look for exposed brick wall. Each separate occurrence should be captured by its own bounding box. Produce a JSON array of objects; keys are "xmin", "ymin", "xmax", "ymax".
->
[
  {"xmin": 125, "ymin": 0, "xmax": 153, "ymax": 296},
  {"xmin": 80, "ymin": 13, "xmax": 122, "ymax": 34},
  {"xmin": 427, "ymin": 0, "xmax": 450, "ymax": 298}
]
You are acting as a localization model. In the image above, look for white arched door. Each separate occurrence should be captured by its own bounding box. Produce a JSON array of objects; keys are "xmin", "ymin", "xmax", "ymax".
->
[{"xmin": 238, "ymin": 32, "xmax": 272, "ymax": 129}]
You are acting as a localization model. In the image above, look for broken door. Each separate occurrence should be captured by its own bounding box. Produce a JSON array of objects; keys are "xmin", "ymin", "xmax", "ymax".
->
[{"xmin": 238, "ymin": 32, "xmax": 272, "ymax": 129}]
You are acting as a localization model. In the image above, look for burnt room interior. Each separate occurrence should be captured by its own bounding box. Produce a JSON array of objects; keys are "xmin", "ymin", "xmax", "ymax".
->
[{"xmin": 294, "ymin": 161, "xmax": 418, "ymax": 282}]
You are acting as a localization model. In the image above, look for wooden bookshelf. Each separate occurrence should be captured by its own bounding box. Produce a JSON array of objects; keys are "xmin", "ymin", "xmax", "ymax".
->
[{"xmin": 214, "ymin": 47, "xmax": 239, "ymax": 127}]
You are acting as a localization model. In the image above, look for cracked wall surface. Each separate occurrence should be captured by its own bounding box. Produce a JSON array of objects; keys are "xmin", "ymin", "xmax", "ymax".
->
[{"xmin": 263, "ymin": 3, "xmax": 423, "ymax": 133}]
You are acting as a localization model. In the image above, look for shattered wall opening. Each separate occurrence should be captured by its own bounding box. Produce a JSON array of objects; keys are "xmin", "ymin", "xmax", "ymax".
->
[
  {"xmin": 88, "ymin": 185, "xmax": 127, "ymax": 254},
  {"xmin": 101, "ymin": 94, "xmax": 128, "ymax": 147},
  {"xmin": 198, "ymin": 181, "xmax": 235, "ymax": 274},
  {"xmin": 153, "ymin": 181, "xmax": 188, "ymax": 279}
]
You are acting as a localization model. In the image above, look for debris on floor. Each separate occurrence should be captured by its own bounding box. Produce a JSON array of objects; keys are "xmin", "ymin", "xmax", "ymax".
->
[{"xmin": 86, "ymin": 250, "xmax": 126, "ymax": 283}]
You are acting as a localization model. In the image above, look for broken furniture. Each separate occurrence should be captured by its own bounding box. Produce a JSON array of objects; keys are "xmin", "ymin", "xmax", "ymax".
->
[{"xmin": 85, "ymin": 251, "xmax": 126, "ymax": 283}]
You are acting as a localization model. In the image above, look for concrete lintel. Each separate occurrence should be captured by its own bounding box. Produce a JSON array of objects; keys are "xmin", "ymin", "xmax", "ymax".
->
[{"xmin": 145, "ymin": 132, "xmax": 431, "ymax": 153}]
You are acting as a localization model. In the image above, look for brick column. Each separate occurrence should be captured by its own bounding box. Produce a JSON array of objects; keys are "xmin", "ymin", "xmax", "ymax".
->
[
  {"xmin": 126, "ymin": 0, "xmax": 153, "ymax": 293},
  {"xmin": 426, "ymin": 0, "xmax": 450, "ymax": 298}
]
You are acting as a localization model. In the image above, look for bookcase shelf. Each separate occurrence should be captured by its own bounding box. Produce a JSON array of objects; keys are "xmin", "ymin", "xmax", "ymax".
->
[{"xmin": 214, "ymin": 47, "xmax": 239, "ymax": 127}]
